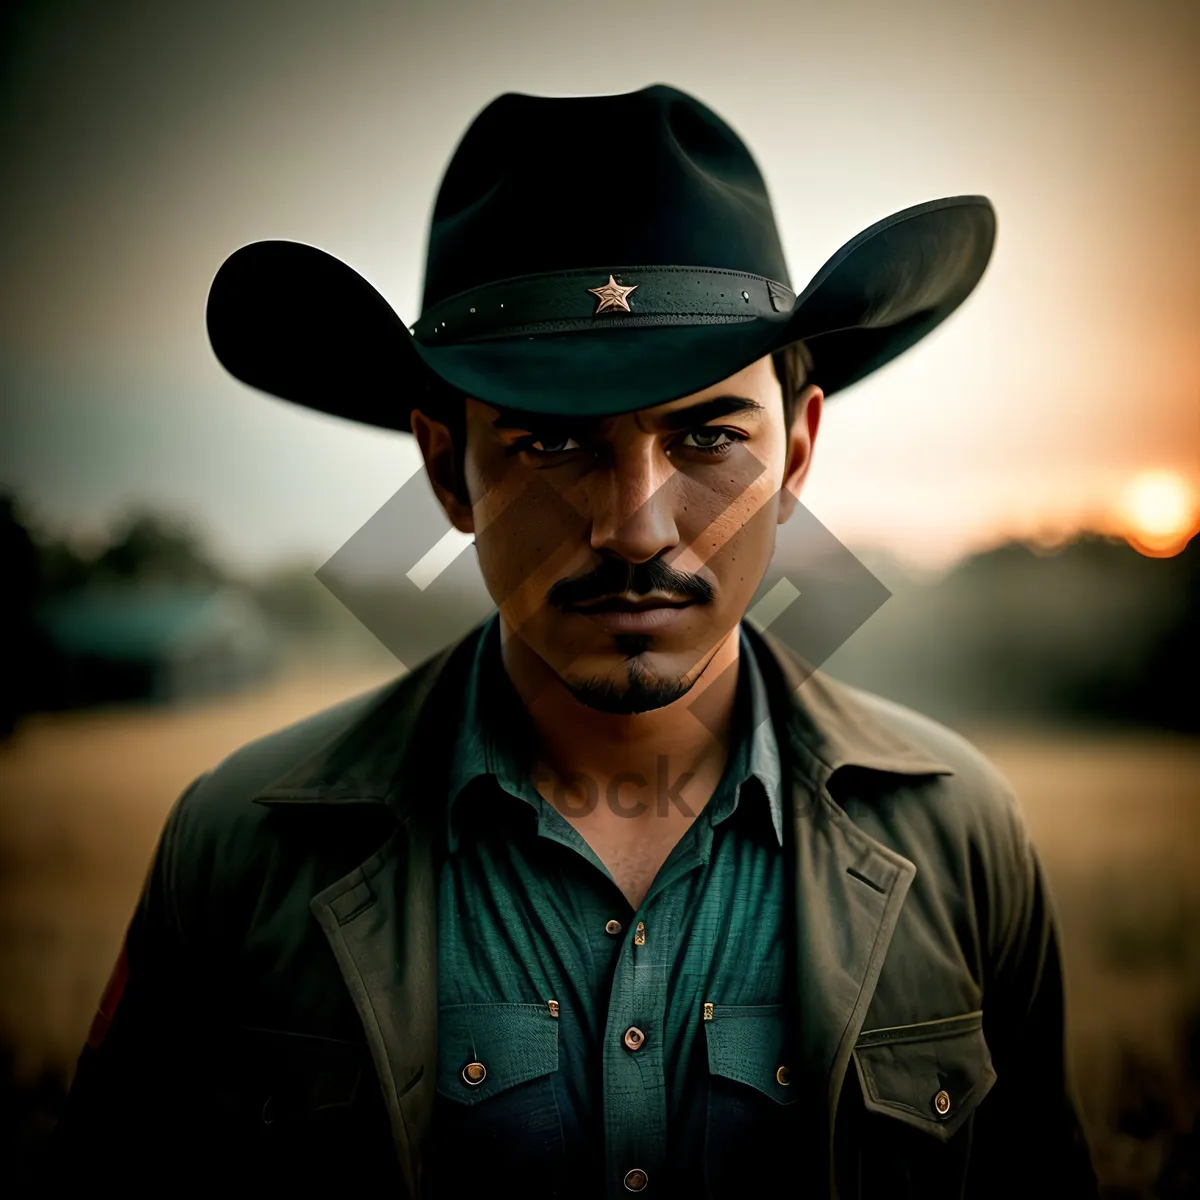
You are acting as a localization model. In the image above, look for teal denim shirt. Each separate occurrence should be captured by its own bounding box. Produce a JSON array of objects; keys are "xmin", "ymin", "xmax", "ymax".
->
[{"xmin": 430, "ymin": 613, "xmax": 799, "ymax": 1199}]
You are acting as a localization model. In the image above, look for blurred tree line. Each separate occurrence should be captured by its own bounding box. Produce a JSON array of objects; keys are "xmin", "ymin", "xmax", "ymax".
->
[
  {"xmin": 1, "ymin": 494, "xmax": 231, "ymax": 731},
  {"xmin": 2, "ymin": 487, "xmax": 1197, "ymax": 735},
  {"xmin": 826, "ymin": 533, "xmax": 1199, "ymax": 734},
  {"xmin": 0, "ymin": 492, "xmax": 395, "ymax": 734}
]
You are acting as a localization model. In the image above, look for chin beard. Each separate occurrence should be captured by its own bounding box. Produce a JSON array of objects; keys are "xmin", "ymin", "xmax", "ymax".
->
[{"xmin": 565, "ymin": 655, "xmax": 694, "ymax": 715}]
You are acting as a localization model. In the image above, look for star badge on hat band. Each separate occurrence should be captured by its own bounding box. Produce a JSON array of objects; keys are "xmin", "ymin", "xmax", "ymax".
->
[{"xmin": 588, "ymin": 274, "xmax": 638, "ymax": 314}]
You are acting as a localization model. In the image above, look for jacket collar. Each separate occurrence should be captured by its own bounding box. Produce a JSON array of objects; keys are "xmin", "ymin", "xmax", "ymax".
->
[
  {"xmin": 251, "ymin": 631, "xmax": 471, "ymax": 809},
  {"xmin": 742, "ymin": 620, "xmax": 956, "ymax": 786},
  {"xmin": 252, "ymin": 615, "xmax": 954, "ymax": 808}
]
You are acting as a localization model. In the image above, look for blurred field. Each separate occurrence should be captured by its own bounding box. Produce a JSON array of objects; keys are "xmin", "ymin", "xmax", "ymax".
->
[
  {"xmin": 1, "ymin": 671, "xmax": 1198, "ymax": 1192},
  {"xmin": 956, "ymin": 723, "xmax": 1200, "ymax": 1193}
]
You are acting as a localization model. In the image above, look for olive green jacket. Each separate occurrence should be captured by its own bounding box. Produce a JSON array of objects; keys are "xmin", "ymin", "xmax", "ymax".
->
[{"xmin": 52, "ymin": 619, "xmax": 1097, "ymax": 1197}]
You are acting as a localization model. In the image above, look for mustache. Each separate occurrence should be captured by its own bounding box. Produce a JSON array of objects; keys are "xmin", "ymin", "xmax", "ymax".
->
[{"xmin": 548, "ymin": 557, "xmax": 715, "ymax": 609}]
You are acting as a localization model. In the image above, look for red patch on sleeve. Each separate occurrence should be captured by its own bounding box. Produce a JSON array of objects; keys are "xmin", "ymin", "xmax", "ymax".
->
[{"xmin": 87, "ymin": 936, "xmax": 130, "ymax": 1050}]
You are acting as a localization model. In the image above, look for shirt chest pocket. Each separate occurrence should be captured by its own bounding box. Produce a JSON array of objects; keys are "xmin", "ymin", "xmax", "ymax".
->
[
  {"xmin": 704, "ymin": 1004, "xmax": 801, "ymax": 1197},
  {"xmin": 430, "ymin": 1002, "xmax": 565, "ymax": 1187},
  {"xmin": 849, "ymin": 1010, "xmax": 998, "ymax": 1195}
]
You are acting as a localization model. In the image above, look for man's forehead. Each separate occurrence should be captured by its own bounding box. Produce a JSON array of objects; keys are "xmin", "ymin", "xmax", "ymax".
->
[{"xmin": 471, "ymin": 354, "xmax": 776, "ymax": 432}]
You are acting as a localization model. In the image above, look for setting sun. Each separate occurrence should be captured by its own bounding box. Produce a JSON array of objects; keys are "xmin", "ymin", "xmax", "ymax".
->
[{"xmin": 1118, "ymin": 470, "xmax": 1200, "ymax": 557}]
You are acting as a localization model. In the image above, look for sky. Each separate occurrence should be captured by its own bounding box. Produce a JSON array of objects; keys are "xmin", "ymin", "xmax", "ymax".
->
[{"xmin": 1, "ymin": 0, "xmax": 1197, "ymax": 573}]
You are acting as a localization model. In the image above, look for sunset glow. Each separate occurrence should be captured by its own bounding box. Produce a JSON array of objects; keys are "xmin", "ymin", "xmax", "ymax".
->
[
  {"xmin": 1, "ymin": 1, "xmax": 1196, "ymax": 575},
  {"xmin": 1118, "ymin": 471, "xmax": 1200, "ymax": 558}
]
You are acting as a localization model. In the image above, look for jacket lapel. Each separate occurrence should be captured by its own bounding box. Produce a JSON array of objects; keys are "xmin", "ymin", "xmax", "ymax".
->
[
  {"xmin": 251, "ymin": 632, "xmax": 476, "ymax": 1196},
  {"xmin": 788, "ymin": 779, "xmax": 917, "ymax": 1180},
  {"xmin": 309, "ymin": 822, "xmax": 437, "ymax": 1199},
  {"xmin": 746, "ymin": 624, "xmax": 955, "ymax": 1182}
]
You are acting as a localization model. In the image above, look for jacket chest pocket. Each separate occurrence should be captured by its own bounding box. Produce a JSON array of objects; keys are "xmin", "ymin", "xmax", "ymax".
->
[
  {"xmin": 848, "ymin": 1010, "xmax": 997, "ymax": 1198},
  {"xmin": 212, "ymin": 1026, "xmax": 365, "ymax": 1124},
  {"xmin": 428, "ymin": 1002, "xmax": 564, "ymax": 1196},
  {"xmin": 206, "ymin": 1026, "xmax": 394, "ymax": 1185},
  {"xmin": 703, "ymin": 1004, "xmax": 801, "ymax": 1199}
]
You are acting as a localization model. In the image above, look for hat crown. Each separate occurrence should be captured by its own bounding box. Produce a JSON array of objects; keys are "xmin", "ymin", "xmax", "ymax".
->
[{"xmin": 420, "ymin": 84, "xmax": 791, "ymax": 311}]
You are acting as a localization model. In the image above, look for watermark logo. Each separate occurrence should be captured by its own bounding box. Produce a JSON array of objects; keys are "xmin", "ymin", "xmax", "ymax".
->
[
  {"xmin": 530, "ymin": 755, "xmax": 700, "ymax": 820},
  {"xmin": 316, "ymin": 445, "xmax": 889, "ymax": 754}
]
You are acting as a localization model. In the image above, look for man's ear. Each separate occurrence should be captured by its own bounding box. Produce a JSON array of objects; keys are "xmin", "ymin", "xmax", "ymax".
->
[
  {"xmin": 777, "ymin": 385, "xmax": 823, "ymax": 524},
  {"xmin": 410, "ymin": 407, "xmax": 475, "ymax": 534}
]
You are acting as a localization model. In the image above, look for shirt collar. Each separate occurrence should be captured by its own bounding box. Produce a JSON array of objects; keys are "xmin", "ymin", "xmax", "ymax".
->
[{"xmin": 444, "ymin": 612, "xmax": 785, "ymax": 853}]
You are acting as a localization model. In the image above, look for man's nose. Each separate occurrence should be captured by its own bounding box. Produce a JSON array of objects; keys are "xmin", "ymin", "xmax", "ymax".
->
[{"xmin": 587, "ymin": 446, "xmax": 681, "ymax": 564}]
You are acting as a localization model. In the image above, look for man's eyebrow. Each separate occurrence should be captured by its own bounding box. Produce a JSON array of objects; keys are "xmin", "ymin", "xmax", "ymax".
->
[
  {"xmin": 489, "ymin": 408, "xmax": 589, "ymax": 433},
  {"xmin": 655, "ymin": 395, "xmax": 765, "ymax": 431},
  {"xmin": 488, "ymin": 395, "xmax": 764, "ymax": 434}
]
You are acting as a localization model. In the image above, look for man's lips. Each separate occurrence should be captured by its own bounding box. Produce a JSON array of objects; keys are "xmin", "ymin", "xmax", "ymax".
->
[
  {"xmin": 564, "ymin": 595, "xmax": 695, "ymax": 613},
  {"xmin": 561, "ymin": 593, "xmax": 698, "ymax": 633}
]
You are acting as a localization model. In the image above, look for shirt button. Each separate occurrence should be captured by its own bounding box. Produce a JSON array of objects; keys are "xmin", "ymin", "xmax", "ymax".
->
[
  {"xmin": 461, "ymin": 1061, "xmax": 487, "ymax": 1086},
  {"xmin": 775, "ymin": 1065, "xmax": 792, "ymax": 1086},
  {"xmin": 634, "ymin": 921, "xmax": 646, "ymax": 946},
  {"xmin": 605, "ymin": 919, "xmax": 623, "ymax": 936},
  {"xmin": 623, "ymin": 1026, "xmax": 646, "ymax": 1051},
  {"xmin": 623, "ymin": 1167, "xmax": 649, "ymax": 1192},
  {"xmin": 933, "ymin": 1088, "xmax": 951, "ymax": 1115}
]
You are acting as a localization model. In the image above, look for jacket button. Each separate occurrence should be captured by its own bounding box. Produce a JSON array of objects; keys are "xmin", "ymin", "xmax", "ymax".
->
[
  {"xmin": 933, "ymin": 1088, "xmax": 951, "ymax": 1116},
  {"xmin": 623, "ymin": 1167, "xmax": 649, "ymax": 1191},
  {"xmin": 605, "ymin": 919, "xmax": 623, "ymax": 935},
  {"xmin": 775, "ymin": 1065, "xmax": 792, "ymax": 1086},
  {"xmin": 623, "ymin": 1026, "xmax": 646, "ymax": 1051},
  {"xmin": 462, "ymin": 1061, "xmax": 487, "ymax": 1086}
]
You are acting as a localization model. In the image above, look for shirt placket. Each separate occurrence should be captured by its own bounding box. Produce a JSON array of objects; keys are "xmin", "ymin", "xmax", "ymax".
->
[{"xmin": 601, "ymin": 882, "xmax": 684, "ymax": 1198}]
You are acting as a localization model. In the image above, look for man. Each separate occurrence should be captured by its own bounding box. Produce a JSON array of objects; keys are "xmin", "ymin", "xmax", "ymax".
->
[{"xmin": 52, "ymin": 84, "xmax": 1097, "ymax": 1197}]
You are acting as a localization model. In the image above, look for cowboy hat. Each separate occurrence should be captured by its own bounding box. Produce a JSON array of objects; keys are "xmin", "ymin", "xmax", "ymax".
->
[{"xmin": 206, "ymin": 84, "xmax": 995, "ymax": 433}]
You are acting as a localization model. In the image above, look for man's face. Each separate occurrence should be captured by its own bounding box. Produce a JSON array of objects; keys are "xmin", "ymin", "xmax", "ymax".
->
[{"xmin": 412, "ymin": 354, "xmax": 821, "ymax": 714}]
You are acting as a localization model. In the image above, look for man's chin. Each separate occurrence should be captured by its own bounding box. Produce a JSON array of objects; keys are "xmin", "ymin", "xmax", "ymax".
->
[
  {"xmin": 564, "ymin": 677, "xmax": 692, "ymax": 716},
  {"xmin": 550, "ymin": 629, "xmax": 724, "ymax": 692},
  {"xmin": 555, "ymin": 656, "xmax": 697, "ymax": 716}
]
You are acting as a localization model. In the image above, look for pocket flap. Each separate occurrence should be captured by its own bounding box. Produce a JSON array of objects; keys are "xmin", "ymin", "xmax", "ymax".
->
[
  {"xmin": 852, "ymin": 1010, "xmax": 996, "ymax": 1141},
  {"xmin": 437, "ymin": 1002, "xmax": 560, "ymax": 1107},
  {"xmin": 214, "ymin": 1027, "xmax": 367, "ymax": 1125},
  {"xmin": 704, "ymin": 1003, "xmax": 798, "ymax": 1106}
]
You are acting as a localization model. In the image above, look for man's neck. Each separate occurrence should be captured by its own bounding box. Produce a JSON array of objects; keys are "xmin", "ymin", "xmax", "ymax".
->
[{"xmin": 497, "ymin": 619, "xmax": 743, "ymax": 826}]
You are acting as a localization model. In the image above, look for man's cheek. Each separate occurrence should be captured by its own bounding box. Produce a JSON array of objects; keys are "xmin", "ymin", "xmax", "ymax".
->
[
  {"xmin": 670, "ymin": 448, "xmax": 771, "ymax": 577},
  {"xmin": 475, "ymin": 479, "xmax": 591, "ymax": 628}
]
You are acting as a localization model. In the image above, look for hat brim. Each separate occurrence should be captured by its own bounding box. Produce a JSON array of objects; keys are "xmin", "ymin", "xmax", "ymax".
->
[{"xmin": 206, "ymin": 196, "xmax": 995, "ymax": 435}]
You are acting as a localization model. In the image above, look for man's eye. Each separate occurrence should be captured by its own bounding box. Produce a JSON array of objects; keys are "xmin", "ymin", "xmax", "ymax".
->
[
  {"xmin": 678, "ymin": 428, "xmax": 744, "ymax": 455},
  {"xmin": 517, "ymin": 434, "xmax": 582, "ymax": 455},
  {"xmin": 513, "ymin": 428, "xmax": 745, "ymax": 458}
]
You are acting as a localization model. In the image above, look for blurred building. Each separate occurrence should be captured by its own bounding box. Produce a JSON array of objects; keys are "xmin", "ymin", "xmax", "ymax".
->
[{"xmin": 35, "ymin": 584, "xmax": 279, "ymax": 709}]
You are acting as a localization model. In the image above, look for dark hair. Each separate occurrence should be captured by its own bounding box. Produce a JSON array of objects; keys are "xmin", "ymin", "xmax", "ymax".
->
[
  {"xmin": 772, "ymin": 339, "xmax": 814, "ymax": 429},
  {"xmin": 419, "ymin": 339, "xmax": 812, "ymax": 497}
]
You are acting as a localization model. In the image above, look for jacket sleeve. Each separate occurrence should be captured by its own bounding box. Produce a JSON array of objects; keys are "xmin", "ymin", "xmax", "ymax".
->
[
  {"xmin": 48, "ymin": 772, "xmax": 212, "ymax": 1184},
  {"xmin": 968, "ymin": 789, "xmax": 1099, "ymax": 1198}
]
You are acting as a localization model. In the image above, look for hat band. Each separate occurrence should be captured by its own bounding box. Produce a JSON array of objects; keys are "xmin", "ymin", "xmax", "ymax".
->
[{"xmin": 413, "ymin": 266, "xmax": 796, "ymax": 345}]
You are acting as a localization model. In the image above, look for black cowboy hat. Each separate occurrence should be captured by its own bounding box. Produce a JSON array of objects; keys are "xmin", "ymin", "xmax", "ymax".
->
[{"xmin": 206, "ymin": 84, "xmax": 995, "ymax": 434}]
